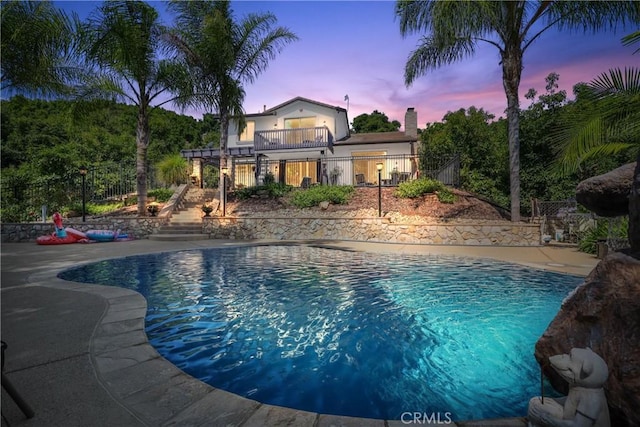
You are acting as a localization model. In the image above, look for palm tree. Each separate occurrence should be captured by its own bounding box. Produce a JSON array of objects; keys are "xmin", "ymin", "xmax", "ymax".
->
[
  {"xmin": 80, "ymin": 1, "xmax": 185, "ymax": 215},
  {"xmin": 556, "ymin": 67, "xmax": 640, "ymax": 253},
  {"xmin": 396, "ymin": 0, "xmax": 638, "ymax": 222},
  {"xmin": 166, "ymin": 0, "xmax": 298, "ymax": 214},
  {"xmin": 1, "ymin": 1, "xmax": 80, "ymax": 97}
]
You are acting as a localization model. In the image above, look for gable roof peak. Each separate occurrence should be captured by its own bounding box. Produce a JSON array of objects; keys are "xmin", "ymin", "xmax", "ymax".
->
[{"xmin": 264, "ymin": 96, "xmax": 347, "ymax": 114}]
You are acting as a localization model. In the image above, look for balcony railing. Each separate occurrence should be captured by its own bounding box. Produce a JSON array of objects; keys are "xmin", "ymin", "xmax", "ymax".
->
[{"xmin": 254, "ymin": 126, "xmax": 334, "ymax": 152}]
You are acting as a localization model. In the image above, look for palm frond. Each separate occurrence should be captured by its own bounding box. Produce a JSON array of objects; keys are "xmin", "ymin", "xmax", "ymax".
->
[
  {"xmin": 1, "ymin": 1, "xmax": 83, "ymax": 97},
  {"xmin": 555, "ymin": 67, "xmax": 640, "ymax": 174},
  {"xmin": 622, "ymin": 30, "xmax": 640, "ymax": 54},
  {"xmin": 405, "ymin": 36, "xmax": 477, "ymax": 85},
  {"xmin": 589, "ymin": 67, "xmax": 640, "ymax": 96}
]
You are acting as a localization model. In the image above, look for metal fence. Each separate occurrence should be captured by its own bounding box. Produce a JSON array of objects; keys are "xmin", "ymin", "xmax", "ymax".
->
[
  {"xmin": 532, "ymin": 198, "xmax": 630, "ymax": 249},
  {"xmin": 1, "ymin": 162, "xmax": 158, "ymax": 214},
  {"xmin": 230, "ymin": 154, "xmax": 460, "ymax": 189}
]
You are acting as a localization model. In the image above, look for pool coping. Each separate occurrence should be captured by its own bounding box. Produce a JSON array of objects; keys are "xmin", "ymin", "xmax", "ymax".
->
[{"xmin": 12, "ymin": 239, "xmax": 597, "ymax": 426}]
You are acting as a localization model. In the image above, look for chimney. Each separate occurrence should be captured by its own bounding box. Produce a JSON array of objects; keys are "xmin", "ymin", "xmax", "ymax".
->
[{"xmin": 405, "ymin": 108, "xmax": 417, "ymax": 138}]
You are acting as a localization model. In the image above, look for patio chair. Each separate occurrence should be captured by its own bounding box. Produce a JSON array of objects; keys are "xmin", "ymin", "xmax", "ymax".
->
[
  {"xmin": 355, "ymin": 174, "xmax": 366, "ymax": 186},
  {"xmin": 301, "ymin": 177, "xmax": 312, "ymax": 189}
]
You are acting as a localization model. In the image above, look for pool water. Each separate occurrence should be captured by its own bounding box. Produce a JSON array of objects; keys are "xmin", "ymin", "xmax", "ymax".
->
[{"xmin": 59, "ymin": 245, "xmax": 581, "ymax": 421}]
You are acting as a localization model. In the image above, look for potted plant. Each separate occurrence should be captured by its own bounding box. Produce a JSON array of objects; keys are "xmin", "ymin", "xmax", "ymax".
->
[
  {"xmin": 201, "ymin": 204, "xmax": 213, "ymax": 217},
  {"xmin": 147, "ymin": 202, "xmax": 159, "ymax": 216}
]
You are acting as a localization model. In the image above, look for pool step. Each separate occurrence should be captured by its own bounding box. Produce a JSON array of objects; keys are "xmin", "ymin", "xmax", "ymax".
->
[
  {"xmin": 151, "ymin": 219, "xmax": 207, "ymax": 241},
  {"xmin": 148, "ymin": 233, "xmax": 209, "ymax": 241}
]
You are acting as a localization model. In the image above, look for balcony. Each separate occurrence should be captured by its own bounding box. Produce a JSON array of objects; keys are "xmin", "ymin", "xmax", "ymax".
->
[{"xmin": 254, "ymin": 126, "xmax": 334, "ymax": 152}]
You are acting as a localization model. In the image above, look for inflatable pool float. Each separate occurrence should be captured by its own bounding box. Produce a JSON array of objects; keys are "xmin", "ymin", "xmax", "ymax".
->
[
  {"xmin": 86, "ymin": 230, "xmax": 129, "ymax": 242},
  {"xmin": 65, "ymin": 227, "xmax": 87, "ymax": 241},
  {"xmin": 36, "ymin": 234, "xmax": 80, "ymax": 245},
  {"xmin": 36, "ymin": 213, "xmax": 88, "ymax": 245}
]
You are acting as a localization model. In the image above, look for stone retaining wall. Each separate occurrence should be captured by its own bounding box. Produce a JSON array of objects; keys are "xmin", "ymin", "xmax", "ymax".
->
[
  {"xmin": 1, "ymin": 217, "xmax": 167, "ymax": 243},
  {"xmin": 204, "ymin": 216, "xmax": 541, "ymax": 246},
  {"xmin": 3, "ymin": 215, "xmax": 540, "ymax": 246}
]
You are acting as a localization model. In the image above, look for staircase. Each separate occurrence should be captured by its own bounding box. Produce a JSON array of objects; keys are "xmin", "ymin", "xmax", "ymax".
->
[{"xmin": 149, "ymin": 187, "xmax": 218, "ymax": 241}]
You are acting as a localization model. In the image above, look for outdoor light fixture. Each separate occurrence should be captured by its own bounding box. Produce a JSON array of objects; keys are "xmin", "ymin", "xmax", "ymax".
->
[
  {"xmin": 376, "ymin": 162, "xmax": 383, "ymax": 217},
  {"xmin": 79, "ymin": 166, "xmax": 88, "ymax": 222},
  {"xmin": 221, "ymin": 166, "xmax": 229, "ymax": 217}
]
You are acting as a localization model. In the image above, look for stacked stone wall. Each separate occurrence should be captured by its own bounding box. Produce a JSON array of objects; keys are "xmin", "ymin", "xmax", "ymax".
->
[
  {"xmin": 3, "ymin": 215, "xmax": 539, "ymax": 246},
  {"xmin": 1, "ymin": 217, "xmax": 167, "ymax": 243},
  {"xmin": 204, "ymin": 216, "xmax": 540, "ymax": 246}
]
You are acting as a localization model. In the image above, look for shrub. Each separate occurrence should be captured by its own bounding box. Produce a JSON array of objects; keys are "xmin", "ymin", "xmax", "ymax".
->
[
  {"xmin": 395, "ymin": 178, "xmax": 444, "ymax": 198},
  {"xmin": 290, "ymin": 185, "xmax": 354, "ymax": 208},
  {"xmin": 264, "ymin": 171, "xmax": 276, "ymax": 185},
  {"xmin": 437, "ymin": 188, "xmax": 456, "ymax": 204},
  {"xmin": 578, "ymin": 217, "xmax": 628, "ymax": 254},
  {"xmin": 156, "ymin": 154, "xmax": 188, "ymax": 186},
  {"xmin": 395, "ymin": 177, "xmax": 456, "ymax": 204},
  {"xmin": 148, "ymin": 188, "xmax": 174, "ymax": 202},
  {"xmin": 0, "ymin": 205, "xmax": 40, "ymax": 222},
  {"xmin": 234, "ymin": 182, "xmax": 293, "ymax": 200}
]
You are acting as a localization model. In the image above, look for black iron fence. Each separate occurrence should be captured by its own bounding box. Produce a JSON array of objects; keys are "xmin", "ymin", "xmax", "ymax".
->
[
  {"xmin": 1, "ymin": 162, "xmax": 158, "ymax": 220},
  {"xmin": 229, "ymin": 154, "xmax": 460, "ymax": 189}
]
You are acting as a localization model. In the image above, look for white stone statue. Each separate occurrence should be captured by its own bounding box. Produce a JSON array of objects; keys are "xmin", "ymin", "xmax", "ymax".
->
[{"xmin": 528, "ymin": 347, "xmax": 610, "ymax": 427}]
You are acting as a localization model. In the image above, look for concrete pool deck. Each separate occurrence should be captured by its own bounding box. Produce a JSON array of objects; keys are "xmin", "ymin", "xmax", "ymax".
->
[{"xmin": 1, "ymin": 239, "xmax": 599, "ymax": 426}]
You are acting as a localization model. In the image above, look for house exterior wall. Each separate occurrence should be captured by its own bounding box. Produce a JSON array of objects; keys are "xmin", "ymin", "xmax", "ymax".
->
[
  {"xmin": 210, "ymin": 98, "xmax": 421, "ymax": 187},
  {"xmin": 228, "ymin": 114, "xmax": 275, "ymax": 147},
  {"xmin": 227, "ymin": 99, "xmax": 349, "ymax": 149}
]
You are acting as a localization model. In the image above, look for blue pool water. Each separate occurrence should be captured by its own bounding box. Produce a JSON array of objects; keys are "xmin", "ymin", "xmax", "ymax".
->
[{"xmin": 58, "ymin": 245, "xmax": 581, "ymax": 421}]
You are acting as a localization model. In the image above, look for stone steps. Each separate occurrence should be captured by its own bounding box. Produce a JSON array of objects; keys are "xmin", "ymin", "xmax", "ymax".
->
[{"xmin": 149, "ymin": 187, "xmax": 218, "ymax": 241}]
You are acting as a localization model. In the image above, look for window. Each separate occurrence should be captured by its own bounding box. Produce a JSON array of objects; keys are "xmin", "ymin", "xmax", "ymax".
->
[
  {"xmin": 239, "ymin": 121, "xmax": 255, "ymax": 142},
  {"xmin": 284, "ymin": 117, "xmax": 316, "ymax": 144},
  {"xmin": 285, "ymin": 160, "xmax": 317, "ymax": 186},
  {"xmin": 284, "ymin": 117, "xmax": 316, "ymax": 129},
  {"xmin": 235, "ymin": 163, "xmax": 255, "ymax": 188},
  {"xmin": 353, "ymin": 151, "xmax": 386, "ymax": 184}
]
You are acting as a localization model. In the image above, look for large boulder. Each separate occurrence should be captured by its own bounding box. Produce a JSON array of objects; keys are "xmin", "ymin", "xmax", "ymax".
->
[
  {"xmin": 534, "ymin": 252, "xmax": 640, "ymax": 426},
  {"xmin": 575, "ymin": 162, "xmax": 634, "ymax": 217}
]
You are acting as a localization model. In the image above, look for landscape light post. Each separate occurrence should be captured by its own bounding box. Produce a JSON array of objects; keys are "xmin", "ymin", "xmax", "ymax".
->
[
  {"xmin": 221, "ymin": 166, "xmax": 229, "ymax": 217},
  {"xmin": 79, "ymin": 166, "xmax": 88, "ymax": 222},
  {"xmin": 376, "ymin": 162, "xmax": 383, "ymax": 217}
]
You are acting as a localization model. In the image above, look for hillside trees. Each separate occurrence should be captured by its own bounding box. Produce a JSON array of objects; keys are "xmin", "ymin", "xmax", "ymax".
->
[
  {"xmin": 419, "ymin": 106, "xmax": 509, "ymax": 207},
  {"xmin": 396, "ymin": 0, "xmax": 639, "ymax": 222},
  {"xmin": 1, "ymin": 97, "xmax": 203, "ymax": 178},
  {"xmin": 521, "ymin": 72, "xmax": 635, "ymax": 205},
  {"xmin": 352, "ymin": 110, "xmax": 401, "ymax": 133}
]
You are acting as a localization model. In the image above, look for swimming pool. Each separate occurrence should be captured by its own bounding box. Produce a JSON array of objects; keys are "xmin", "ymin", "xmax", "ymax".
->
[{"xmin": 59, "ymin": 245, "xmax": 581, "ymax": 421}]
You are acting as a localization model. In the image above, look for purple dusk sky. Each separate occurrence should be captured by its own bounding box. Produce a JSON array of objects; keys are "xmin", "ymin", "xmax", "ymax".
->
[{"xmin": 58, "ymin": 1, "xmax": 638, "ymax": 128}]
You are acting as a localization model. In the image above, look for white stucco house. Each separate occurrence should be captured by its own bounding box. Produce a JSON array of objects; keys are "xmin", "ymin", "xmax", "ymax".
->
[{"xmin": 182, "ymin": 96, "xmax": 422, "ymax": 188}]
